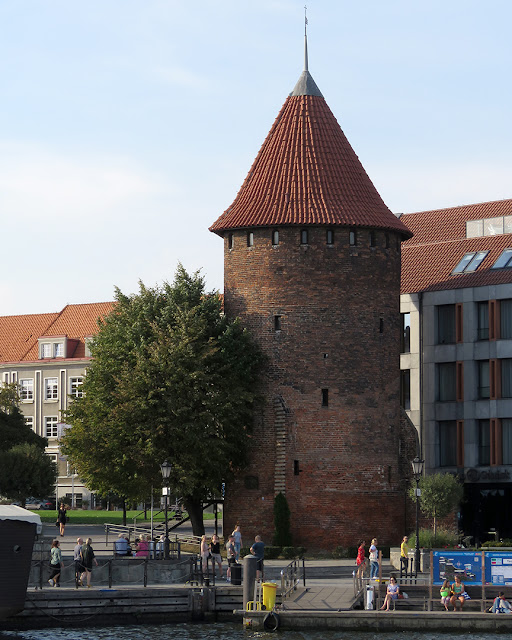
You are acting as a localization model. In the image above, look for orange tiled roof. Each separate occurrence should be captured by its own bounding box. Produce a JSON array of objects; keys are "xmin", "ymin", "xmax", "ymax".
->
[
  {"xmin": 401, "ymin": 199, "xmax": 512, "ymax": 294},
  {"xmin": 210, "ymin": 94, "xmax": 412, "ymax": 238},
  {"xmin": 0, "ymin": 302, "xmax": 114, "ymax": 364}
]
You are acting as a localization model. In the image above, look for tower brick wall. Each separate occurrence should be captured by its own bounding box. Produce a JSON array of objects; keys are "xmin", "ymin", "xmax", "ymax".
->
[{"xmin": 222, "ymin": 225, "xmax": 415, "ymax": 550}]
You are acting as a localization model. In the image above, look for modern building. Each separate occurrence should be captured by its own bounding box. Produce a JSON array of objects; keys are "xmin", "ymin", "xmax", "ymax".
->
[
  {"xmin": 0, "ymin": 302, "xmax": 114, "ymax": 506},
  {"xmin": 400, "ymin": 199, "xmax": 512, "ymax": 543},
  {"xmin": 210, "ymin": 38, "xmax": 417, "ymax": 548}
]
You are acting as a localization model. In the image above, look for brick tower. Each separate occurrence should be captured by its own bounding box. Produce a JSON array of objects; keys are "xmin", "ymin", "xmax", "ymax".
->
[{"xmin": 210, "ymin": 37, "xmax": 414, "ymax": 549}]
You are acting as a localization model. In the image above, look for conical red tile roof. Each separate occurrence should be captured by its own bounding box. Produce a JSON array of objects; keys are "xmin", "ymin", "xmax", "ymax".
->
[{"xmin": 210, "ymin": 89, "xmax": 412, "ymax": 238}]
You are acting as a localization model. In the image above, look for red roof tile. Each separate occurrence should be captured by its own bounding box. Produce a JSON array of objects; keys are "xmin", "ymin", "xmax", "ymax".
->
[
  {"xmin": 401, "ymin": 199, "xmax": 512, "ymax": 293},
  {"xmin": 210, "ymin": 95, "xmax": 412, "ymax": 238},
  {"xmin": 0, "ymin": 302, "xmax": 115, "ymax": 364}
]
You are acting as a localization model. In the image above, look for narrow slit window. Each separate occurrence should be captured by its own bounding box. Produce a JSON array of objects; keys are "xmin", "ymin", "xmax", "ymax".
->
[
  {"xmin": 300, "ymin": 229, "xmax": 309, "ymax": 244},
  {"xmin": 247, "ymin": 231, "xmax": 254, "ymax": 247},
  {"xmin": 349, "ymin": 230, "xmax": 357, "ymax": 246},
  {"xmin": 228, "ymin": 233, "xmax": 234, "ymax": 250},
  {"xmin": 274, "ymin": 315, "xmax": 282, "ymax": 331},
  {"xmin": 294, "ymin": 460, "xmax": 300, "ymax": 476},
  {"xmin": 326, "ymin": 229, "xmax": 334, "ymax": 245},
  {"xmin": 385, "ymin": 233, "xmax": 390, "ymax": 248},
  {"xmin": 321, "ymin": 388, "xmax": 329, "ymax": 407},
  {"xmin": 370, "ymin": 231, "xmax": 377, "ymax": 247},
  {"xmin": 272, "ymin": 230, "xmax": 279, "ymax": 246}
]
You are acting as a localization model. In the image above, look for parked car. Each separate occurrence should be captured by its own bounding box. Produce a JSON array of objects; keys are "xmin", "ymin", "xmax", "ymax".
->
[
  {"xmin": 25, "ymin": 498, "xmax": 43, "ymax": 510},
  {"xmin": 42, "ymin": 497, "xmax": 56, "ymax": 510}
]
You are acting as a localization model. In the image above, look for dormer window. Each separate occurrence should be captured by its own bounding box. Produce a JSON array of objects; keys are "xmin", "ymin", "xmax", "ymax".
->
[
  {"xmin": 41, "ymin": 343, "xmax": 52, "ymax": 358},
  {"xmin": 54, "ymin": 343, "xmax": 64, "ymax": 357},
  {"xmin": 39, "ymin": 337, "xmax": 67, "ymax": 359}
]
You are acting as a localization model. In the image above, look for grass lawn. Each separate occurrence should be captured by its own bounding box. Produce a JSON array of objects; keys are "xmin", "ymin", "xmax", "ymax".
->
[{"xmin": 37, "ymin": 509, "xmax": 214, "ymax": 525}]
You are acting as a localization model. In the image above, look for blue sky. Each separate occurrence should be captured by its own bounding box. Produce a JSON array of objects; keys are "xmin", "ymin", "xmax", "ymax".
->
[{"xmin": 1, "ymin": 0, "xmax": 511, "ymax": 315}]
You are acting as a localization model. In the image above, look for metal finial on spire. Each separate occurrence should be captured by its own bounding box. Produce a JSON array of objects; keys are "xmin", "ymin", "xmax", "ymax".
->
[{"xmin": 304, "ymin": 5, "xmax": 309, "ymax": 71}]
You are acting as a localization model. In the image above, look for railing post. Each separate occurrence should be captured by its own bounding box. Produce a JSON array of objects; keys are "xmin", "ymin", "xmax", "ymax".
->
[
  {"xmin": 302, "ymin": 557, "xmax": 306, "ymax": 587},
  {"xmin": 39, "ymin": 560, "xmax": 43, "ymax": 591},
  {"xmin": 144, "ymin": 558, "xmax": 148, "ymax": 587},
  {"xmin": 109, "ymin": 559, "xmax": 113, "ymax": 588}
]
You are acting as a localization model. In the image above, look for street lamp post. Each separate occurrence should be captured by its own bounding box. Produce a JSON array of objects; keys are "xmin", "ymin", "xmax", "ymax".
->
[
  {"xmin": 411, "ymin": 456, "xmax": 424, "ymax": 576},
  {"xmin": 160, "ymin": 460, "xmax": 172, "ymax": 560}
]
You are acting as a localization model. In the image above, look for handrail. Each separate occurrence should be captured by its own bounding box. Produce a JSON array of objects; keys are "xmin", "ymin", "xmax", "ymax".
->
[{"xmin": 280, "ymin": 557, "xmax": 306, "ymax": 599}]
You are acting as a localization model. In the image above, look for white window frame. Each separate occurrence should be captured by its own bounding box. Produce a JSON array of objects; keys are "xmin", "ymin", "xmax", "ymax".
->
[
  {"xmin": 69, "ymin": 377, "xmax": 84, "ymax": 398},
  {"xmin": 54, "ymin": 343, "xmax": 64, "ymax": 357},
  {"xmin": 24, "ymin": 416, "xmax": 34, "ymax": 431},
  {"xmin": 45, "ymin": 416, "xmax": 58, "ymax": 438},
  {"xmin": 41, "ymin": 343, "xmax": 52, "ymax": 358},
  {"xmin": 19, "ymin": 378, "xmax": 34, "ymax": 401},
  {"xmin": 44, "ymin": 377, "xmax": 58, "ymax": 400}
]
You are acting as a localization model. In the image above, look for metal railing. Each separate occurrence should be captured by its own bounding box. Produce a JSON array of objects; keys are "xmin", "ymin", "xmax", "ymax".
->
[{"xmin": 280, "ymin": 557, "xmax": 306, "ymax": 599}]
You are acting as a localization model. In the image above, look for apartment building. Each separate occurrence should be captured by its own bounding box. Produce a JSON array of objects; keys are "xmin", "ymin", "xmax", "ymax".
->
[
  {"xmin": 0, "ymin": 302, "xmax": 114, "ymax": 506},
  {"xmin": 400, "ymin": 199, "xmax": 512, "ymax": 543}
]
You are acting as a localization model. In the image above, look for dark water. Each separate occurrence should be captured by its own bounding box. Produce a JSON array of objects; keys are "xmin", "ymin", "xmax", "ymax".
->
[{"xmin": 1, "ymin": 625, "xmax": 511, "ymax": 640}]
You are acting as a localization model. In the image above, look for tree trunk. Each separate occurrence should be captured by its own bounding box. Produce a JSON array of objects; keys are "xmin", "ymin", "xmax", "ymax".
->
[
  {"xmin": 122, "ymin": 500, "xmax": 127, "ymax": 526},
  {"xmin": 184, "ymin": 498, "xmax": 205, "ymax": 536}
]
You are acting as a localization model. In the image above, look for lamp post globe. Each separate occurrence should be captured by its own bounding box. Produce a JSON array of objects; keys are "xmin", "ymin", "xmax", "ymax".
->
[
  {"xmin": 411, "ymin": 456, "xmax": 424, "ymax": 576},
  {"xmin": 160, "ymin": 460, "xmax": 172, "ymax": 560}
]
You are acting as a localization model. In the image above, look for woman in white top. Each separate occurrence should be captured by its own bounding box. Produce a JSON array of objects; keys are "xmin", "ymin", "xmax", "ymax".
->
[
  {"xmin": 232, "ymin": 525, "xmax": 242, "ymax": 562},
  {"xmin": 369, "ymin": 538, "xmax": 379, "ymax": 579},
  {"xmin": 200, "ymin": 535, "xmax": 210, "ymax": 573}
]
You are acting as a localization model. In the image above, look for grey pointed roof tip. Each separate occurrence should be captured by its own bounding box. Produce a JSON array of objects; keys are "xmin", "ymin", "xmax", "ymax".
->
[{"xmin": 290, "ymin": 33, "xmax": 323, "ymax": 97}]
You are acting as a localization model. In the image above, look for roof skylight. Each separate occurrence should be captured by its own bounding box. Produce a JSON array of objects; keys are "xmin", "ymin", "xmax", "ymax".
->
[
  {"xmin": 452, "ymin": 251, "xmax": 489, "ymax": 275},
  {"xmin": 492, "ymin": 249, "xmax": 512, "ymax": 269},
  {"xmin": 466, "ymin": 215, "xmax": 512, "ymax": 238}
]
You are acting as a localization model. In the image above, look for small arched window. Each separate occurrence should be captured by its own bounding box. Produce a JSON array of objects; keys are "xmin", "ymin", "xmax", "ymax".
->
[
  {"xmin": 272, "ymin": 230, "xmax": 279, "ymax": 246},
  {"xmin": 247, "ymin": 231, "xmax": 254, "ymax": 247},
  {"xmin": 326, "ymin": 229, "xmax": 334, "ymax": 245},
  {"xmin": 349, "ymin": 230, "xmax": 357, "ymax": 246},
  {"xmin": 228, "ymin": 233, "xmax": 234, "ymax": 250},
  {"xmin": 300, "ymin": 229, "xmax": 309, "ymax": 245}
]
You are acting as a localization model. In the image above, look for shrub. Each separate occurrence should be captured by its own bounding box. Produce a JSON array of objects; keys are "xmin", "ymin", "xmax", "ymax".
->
[
  {"xmin": 273, "ymin": 492, "xmax": 292, "ymax": 546},
  {"xmin": 408, "ymin": 527, "xmax": 458, "ymax": 548},
  {"xmin": 482, "ymin": 539, "xmax": 512, "ymax": 548},
  {"xmin": 281, "ymin": 546, "xmax": 307, "ymax": 559}
]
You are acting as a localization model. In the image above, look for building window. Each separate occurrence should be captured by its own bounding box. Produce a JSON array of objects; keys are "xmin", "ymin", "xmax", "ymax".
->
[
  {"xmin": 492, "ymin": 249, "xmax": 512, "ymax": 269},
  {"xmin": 321, "ymin": 389, "xmax": 329, "ymax": 407},
  {"xmin": 41, "ymin": 343, "xmax": 52, "ymax": 358},
  {"xmin": 401, "ymin": 313, "xmax": 411, "ymax": 353},
  {"xmin": 502, "ymin": 359, "xmax": 512, "ymax": 398},
  {"xmin": 478, "ymin": 360, "xmax": 490, "ymax": 399},
  {"xmin": 438, "ymin": 421, "xmax": 457, "ymax": 466},
  {"xmin": 452, "ymin": 251, "xmax": 488, "ymax": 274},
  {"xmin": 500, "ymin": 300, "xmax": 512, "ymax": 339},
  {"xmin": 274, "ymin": 315, "xmax": 282, "ymax": 332},
  {"xmin": 400, "ymin": 370, "xmax": 411, "ymax": 410},
  {"xmin": 45, "ymin": 378, "xmax": 58, "ymax": 400},
  {"xmin": 478, "ymin": 420, "xmax": 491, "ymax": 466},
  {"xmin": 54, "ymin": 343, "xmax": 64, "ymax": 357},
  {"xmin": 70, "ymin": 377, "xmax": 84, "ymax": 398},
  {"xmin": 326, "ymin": 229, "xmax": 334, "ymax": 245},
  {"xmin": 349, "ymin": 230, "xmax": 357, "ymax": 246},
  {"xmin": 272, "ymin": 230, "xmax": 279, "ymax": 246},
  {"xmin": 503, "ymin": 419, "xmax": 512, "ymax": 465},
  {"xmin": 385, "ymin": 233, "xmax": 390, "ymax": 248},
  {"xmin": 477, "ymin": 302, "xmax": 489, "ymax": 340},
  {"xmin": 369, "ymin": 231, "xmax": 376, "ymax": 247},
  {"xmin": 300, "ymin": 229, "xmax": 308, "ymax": 245},
  {"xmin": 24, "ymin": 416, "xmax": 34, "ymax": 431},
  {"xmin": 228, "ymin": 233, "xmax": 234, "ymax": 250},
  {"xmin": 247, "ymin": 231, "xmax": 254, "ymax": 247},
  {"xmin": 437, "ymin": 362, "xmax": 456, "ymax": 402},
  {"xmin": 19, "ymin": 379, "xmax": 34, "ymax": 401},
  {"xmin": 45, "ymin": 416, "xmax": 58, "ymax": 439},
  {"xmin": 437, "ymin": 305, "xmax": 456, "ymax": 344}
]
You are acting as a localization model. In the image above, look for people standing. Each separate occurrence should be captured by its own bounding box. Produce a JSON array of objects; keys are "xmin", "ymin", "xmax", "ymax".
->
[
  {"xmin": 73, "ymin": 537, "xmax": 84, "ymax": 587},
  {"xmin": 210, "ymin": 534, "xmax": 223, "ymax": 579},
  {"xmin": 80, "ymin": 537, "xmax": 98, "ymax": 588},
  {"xmin": 356, "ymin": 540, "xmax": 366, "ymax": 580},
  {"xmin": 232, "ymin": 524, "xmax": 243, "ymax": 562},
  {"xmin": 48, "ymin": 539, "xmax": 63, "ymax": 587},
  {"xmin": 226, "ymin": 535, "xmax": 236, "ymax": 583},
  {"xmin": 57, "ymin": 502, "xmax": 67, "ymax": 537},
  {"xmin": 200, "ymin": 535, "xmax": 210, "ymax": 574},
  {"xmin": 250, "ymin": 535, "xmax": 265, "ymax": 580},
  {"xmin": 369, "ymin": 538, "xmax": 379, "ymax": 579},
  {"xmin": 400, "ymin": 536, "xmax": 409, "ymax": 577}
]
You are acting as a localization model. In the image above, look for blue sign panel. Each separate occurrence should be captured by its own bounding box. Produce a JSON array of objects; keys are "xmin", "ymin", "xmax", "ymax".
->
[
  {"xmin": 432, "ymin": 551, "xmax": 483, "ymax": 586},
  {"xmin": 485, "ymin": 553, "xmax": 512, "ymax": 586}
]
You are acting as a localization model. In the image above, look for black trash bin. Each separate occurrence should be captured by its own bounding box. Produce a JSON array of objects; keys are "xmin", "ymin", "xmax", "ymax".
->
[{"xmin": 231, "ymin": 563, "xmax": 242, "ymax": 586}]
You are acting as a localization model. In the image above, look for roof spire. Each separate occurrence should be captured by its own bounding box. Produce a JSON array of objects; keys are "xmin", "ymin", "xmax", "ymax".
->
[
  {"xmin": 304, "ymin": 5, "xmax": 308, "ymax": 72},
  {"xmin": 290, "ymin": 7, "xmax": 322, "ymax": 97}
]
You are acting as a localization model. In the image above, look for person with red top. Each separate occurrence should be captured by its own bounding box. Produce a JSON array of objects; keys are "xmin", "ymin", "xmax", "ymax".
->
[{"xmin": 356, "ymin": 540, "xmax": 366, "ymax": 580}]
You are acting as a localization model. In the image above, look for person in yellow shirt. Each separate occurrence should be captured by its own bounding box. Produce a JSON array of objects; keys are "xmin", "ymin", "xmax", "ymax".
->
[{"xmin": 400, "ymin": 536, "xmax": 409, "ymax": 576}]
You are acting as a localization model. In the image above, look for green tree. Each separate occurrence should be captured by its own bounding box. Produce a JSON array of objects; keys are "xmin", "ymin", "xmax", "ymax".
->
[
  {"xmin": 0, "ymin": 384, "xmax": 47, "ymax": 451},
  {"xmin": 273, "ymin": 492, "xmax": 292, "ymax": 546},
  {"xmin": 62, "ymin": 265, "xmax": 263, "ymax": 535},
  {"xmin": 409, "ymin": 472, "xmax": 463, "ymax": 540}
]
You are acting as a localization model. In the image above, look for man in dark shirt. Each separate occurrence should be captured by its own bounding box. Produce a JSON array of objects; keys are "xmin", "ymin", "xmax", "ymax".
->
[{"xmin": 250, "ymin": 535, "xmax": 265, "ymax": 580}]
